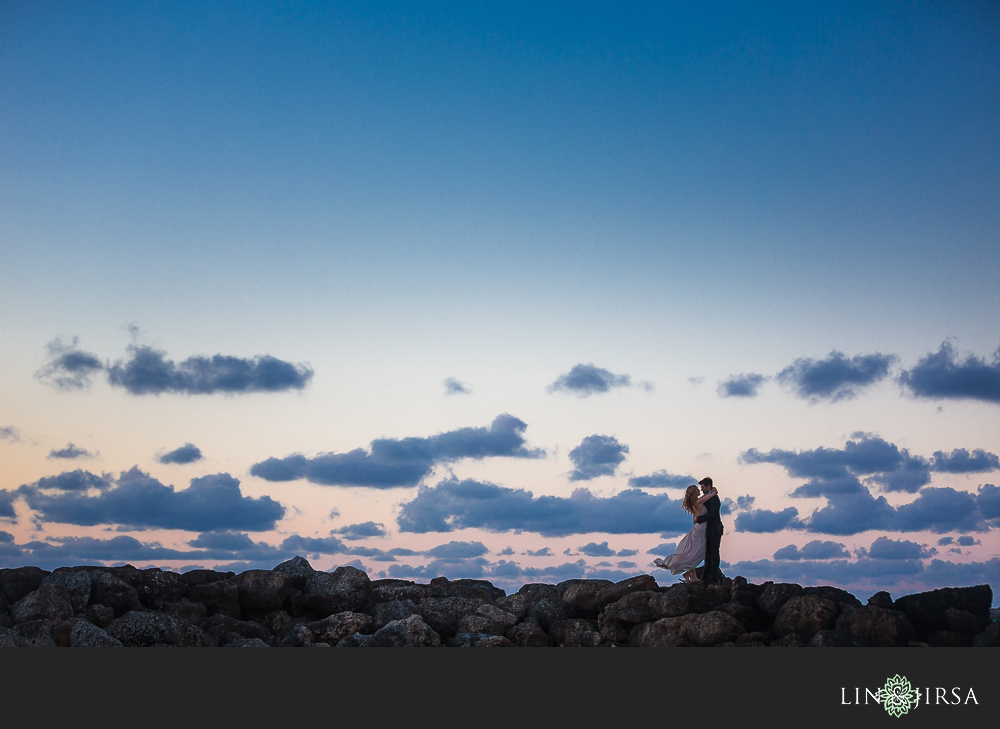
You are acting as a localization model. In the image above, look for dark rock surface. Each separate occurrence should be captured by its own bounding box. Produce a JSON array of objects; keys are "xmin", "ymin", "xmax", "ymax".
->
[{"xmin": 0, "ymin": 560, "xmax": 995, "ymax": 647}]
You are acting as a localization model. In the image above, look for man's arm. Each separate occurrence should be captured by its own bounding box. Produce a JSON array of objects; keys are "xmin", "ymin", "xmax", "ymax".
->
[{"xmin": 695, "ymin": 495, "xmax": 720, "ymax": 524}]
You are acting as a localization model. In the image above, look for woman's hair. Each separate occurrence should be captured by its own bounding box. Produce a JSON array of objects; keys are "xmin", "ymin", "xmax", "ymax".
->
[{"xmin": 682, "ymin": 485, "xmax": 702, "ymax": 515}]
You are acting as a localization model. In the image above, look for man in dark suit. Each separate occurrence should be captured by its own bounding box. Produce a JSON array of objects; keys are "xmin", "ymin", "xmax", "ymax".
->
[{"xmin": 694, "ymin": 477, "xmax": 724, "ymax": 584}]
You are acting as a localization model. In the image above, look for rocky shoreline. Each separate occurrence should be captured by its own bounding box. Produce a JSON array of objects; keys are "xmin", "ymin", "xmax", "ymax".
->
[{"xmin": 1, "ymin": 557, "xmax": 997, "ymax": 647}]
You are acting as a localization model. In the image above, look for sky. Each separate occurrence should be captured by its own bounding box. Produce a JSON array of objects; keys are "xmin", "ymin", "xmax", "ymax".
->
[{"xmin": 2, "ymin": 0, "xmax": 999, "ymax": 605}]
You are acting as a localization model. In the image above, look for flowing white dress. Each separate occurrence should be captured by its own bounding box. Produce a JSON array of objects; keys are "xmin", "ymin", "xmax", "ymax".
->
[{"xmin": 655, "ymin": 509, "xmax": 707, "ymax": 575}]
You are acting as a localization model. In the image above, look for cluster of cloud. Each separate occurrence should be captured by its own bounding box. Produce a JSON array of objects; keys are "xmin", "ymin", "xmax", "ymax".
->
[
  {"xmin": 47, "ymin": 443, "xmax": 95, "ymax": 460},
  {"xmin": 250, "ymin": 414, "xmax": 544, "ymax": 488},
  {"xmin": 157, "ymin": 443, "xmax": 203, "ymax": 465},
  {"xmin": 36, "ymin": 337, "xmax": 313, "ymax": 396},
  {"xmin": 547, "ymin": 363, "xmax": 653, "ymax": 397},
  {"xmin": 716, "ymin": 341, "xmax": 1000, "ymax": 405},
  {"xmin": 12, "ymin": 467, "xmax": 285, "ymax": 532},
  {"xmin": 568, "ymin": 435, "xmax": 629, "ymax": 481}
]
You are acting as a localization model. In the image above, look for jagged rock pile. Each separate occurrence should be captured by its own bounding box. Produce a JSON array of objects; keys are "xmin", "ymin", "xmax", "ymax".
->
[{"xmin": 0, "ymin": 557, "xmax": 997, "ymax": 647}]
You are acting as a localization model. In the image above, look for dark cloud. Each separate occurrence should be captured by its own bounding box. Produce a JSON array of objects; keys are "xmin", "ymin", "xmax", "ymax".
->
[
  {"xmin": 527, "ymin": 547, "xmax": 552, "ymax": 557},
  {"xmin": 396, "ymin": 478, "xmax": 694, "ymax": 537},
  {"xmin": 33, "ymin": 470, "xmax": 111, "ymax": 492},
  {"xmin": 547, "ymin": 363, "xmax": 639, "ymax": 397},
  {"xmin": 804, "ymin": 491, "xmax": 897, "ymax": 535},
  {"xmin": 0, "ymin": 426, "xmax": 21, "ymax": 443},
  {"xmin": 931, "ymin": 448, "xmax": 1000, "ymax": 473},
  {"xmin": 18, "ymin": 467, "xmax": 285, "ymax": 532},
  {"xmin": 937, "ymin": 536, "xmax": 954, "ymax": 545},
  {"xmin": 35, "ymin": 337, "xmax": 105, "ymax": 391},
  {"xmin": 0, "ymin": 491, "xmax": 15, "ymax": 518},
  {"xmin": 743, "ymin": 433, "xmax": 931, "ymax": 495},
  {"xmin": 978, "ymin": 484, "xmax": 1000, "ymax": 521},
  {"xmin": 578, "ymin": 541, "xmax": 616, "ymax": 557},
  {"xmin": 47, "ymin": 443, "xmax": 95, "ymax": 460},
  {"xmin": 568, "ymin": 435, "xmax": 628, "ymax": 481},
  {"xmin": 957, "ymin": 535, "xmax": 978, "ymax": 546},
  {"xmin": 776, "ymin": 351, "xmax": 897, "ymax": 402},
  {"xmin": 772, "ymin": 541, "xmax": 850, "ymax": 560},
  {"xmin": 717, "ymin": 373, "xmax": 767, "ymax": 398},
  {"xmin": 727, "ymin": 557, "xmax": 926, "ymax": 590},
  {"xmin": 617, "ymin": 549, "xmax": 638, "ymax": 557},
  {"xmin": 158, "ymin": 443, "xmax": 204, "ymax": 465},
  {"xmin": 423, "ymin": 541, "xmax": 489, "ymax": 559},
  {"xmin": 891, "ymin": 487, "xmax": 984, "ymax": 534},
  {"xmin": 279, "ymin": 534, "xmax": 348, "ymax": 555},
  {"xmin": 106, "ymin": 344, "xmax": 313, "ymax": 395},
  {"xmin": 865, "ymin": 536, "xmax": 935, "ymax": 560},
  {"xmin": 899, "ymin": 341, "xmax": 1000, "ymax": 404},
  {"xmin": 647, "ymin": 542, "xmax": 677, "ymax": 555},
  {"xmin": 251, "ymin": 414, "xmax": 544, "ymax": 488},
  {"xmin": 627, "ymin": 470, "xmax": 695, "ymax": 489},
  {"xmin": 443, "ymin": 377, "xmax": 471, "ymax": 395},
  {"xmin": 733, "ymin": 506, "xmax": 803, "ymax": 533},
  {"xmin": 332, "ymin": 522, "xmax": 387, "ymax": 540}
]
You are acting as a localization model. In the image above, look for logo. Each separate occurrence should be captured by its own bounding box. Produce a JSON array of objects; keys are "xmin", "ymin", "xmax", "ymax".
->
[{"xmin": 878, "ymin": 675, "xmax": 918, "ymax": 718}]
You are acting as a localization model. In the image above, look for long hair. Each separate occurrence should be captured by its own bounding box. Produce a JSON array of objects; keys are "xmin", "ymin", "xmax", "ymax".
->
[{"xmin": 681, "ymin": 485, "xmax": 701, "ymax": 515}]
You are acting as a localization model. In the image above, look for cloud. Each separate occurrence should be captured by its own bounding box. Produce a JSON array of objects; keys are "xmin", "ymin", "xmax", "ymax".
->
[
  {"xmin": 332, "ymin": 521, "xmax": 387, "ymax": 540},
  {"xmin": 18, "ymin": 467, "xmax": 285, "ymax": 532},
  {"xmin": 978, "ymin": 484, "xmax": 1000, "ymax": 521},
  {"xmin": 803, "ymin": 490, "xmax": 897, "ymax": 535},
  {"xmin": 250, "ymin": 413, "xmax": 544, "ymax": 488},
  {"xmin": 423, "ymin": 541, "xmax": 489, "ymax": 559},
  {"xmin": 899, "ymin": 341, "xmax": 1000, "ymax": 404},
  {"xmin": 891, "ymin": 487, "xmax": 984, "ymax": 534},
  {"xmin": 627, "ymin": 470, "xmax": 695, "ymax": 489},
  {"xmin": 0, "ymin": 491, "xmax": 15, "ymax": 518},
  {"xmin": 33, "ymin": 470, "xmax": 111, "ymax": 492},
  {"xmin": 930, "ymin": 448, "xmax": 1000, "ymax": 473},
  {"xmin": 547, "ymin": 363, "xmax": 643, "ymax": 397},
  {"xmin": 158, "ymin": 443, "xmax": 204, "ymax": 465},
  {"xmin": 35, "ymin": 337, "xmax": 105, "ymax": 391},
  {"xmin": 568, "ymin": 435, "xmax": 628, "ymax": 481},
  {"xmin": 772, "ymin": 540, "xmax": 850, "ymax": 560},
  {"xmin": 734, "ymin": 506, "xmax": 803, "ymax": 533},
  {"xmin": 47, "ymin": 443, "xmax": 95, "ymax": 460},
  {"xmin": 717, "ymin": 373, "xmax": 767, "ymax": 398},
  {"xmin": 396, "ymin": 478, "xmax": 695, "ymax": 537},
  {"xmin": 279, "ymin": 534, "xmax": 348, "ymax": 555},
  {"xmin": 106, "ymin": 344, "xmax": 313, "ymax": 395},
  {"xmin": 526, "ymin": 547, "xmax": 552, "ymax": 557},
  {"xmin": 0, "ymin": 426, "xmax": 21, "ymax": 443},
  {"xmin": 443, "ymin": 377, "xmax": 471, "ymax": 395},
  {"xmin": 776, "ymin": 351, "xmax": 897, "ymax": 402},
  {"xmin": 578, "ymin": 541, "xmax": 616, "ymax": 557},
  {"xmin": 864, "ymin": 536, "xmax": 935, "ymax": 560},
  {"xmin": 957, "ymin": 535, "xmax": 978, "ymax": 546}
]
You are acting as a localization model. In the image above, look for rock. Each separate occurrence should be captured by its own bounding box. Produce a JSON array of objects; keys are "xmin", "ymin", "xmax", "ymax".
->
[
  {"xmin": 424, "ymin": 576, "xmax": 505, "ymax": 602},
  {"xmin": 372, "ymin": 599, "xmax": 421, "ymax": 629},
  {"xmin": 809, "ymin": 629, "xmax": 864, "ymax": 647},
  {"xmin": 417, "ymin": 597, "xmax": 487, "ymax": 639},
  {"xmin": 802, "ymin": 586, "xmax": 862, "ymax": 613},
  {"xmin": 107, "ymin": 611, "xmax": 210, "ymax": 647},
  {"xmin": 973, "ymin": 622, "xmax": 1000, "ymax": 648},
  {"xmin": 867, "ymin": 590, "xmax": 894, "ymax": 609},
  {"xmin": 630, "ymin": 610, "xmax": 744, "ymax": 647},
  {"xmin": 89, "ymin": 571, "xmax": 143, "ymax": 617},
  {"xmin": 892, "ymin": 584, "xmax": 993, "ymax": 637},
  {"xmin": 370, "ymin": 579, "xmax": 426, "ymax": 604},
  {"xmin": 0, "ymin": 627, "xmax": 29, "ymax": 647},
  {"xmin": 368, "ymin": 615, "xmax": 441, "ymax": 647},
  {"xmin": 447, "ymin": 633, "xmax": 513, "ymax": 647},
  {"xmin": 773, "ymin": 595, "xmax": 839, "ymax": 639},
  {"xmin": 234, "ymin": 569, "xmax": 292, "ymax": 614},
  {"xmin": 14, "ymin": 619, "xmax": 58, "ymax": 647},
  {"xmin": 336, "ymin": 633, "xmax": 374, "ymax": 647},
  {"xmin": 85, "ymin": 604, "xmax": 115, "ymax": 628},
  {"xmin": 836, "ymin": 605, "xmax": 916, "ymax": 647},
  {"xmin": 557, "ymin": 579, "xmax": 614, "ymax": 618},
  {"xmin": 41, "ymin": 570, "xmax": 92, "ymax": 613},
  {"xmin": 273, "ymin": 556, "xmax": 316, "ymax": 590},
  {"xmin": 201, "ymin": 614, "xmax": 272, "ymax": 646},
  {"xmin": 225, "ymin": 638, "xmax": 270, "ymax": 647},
  {"xmin": 278, "ymin": 625, "xmax": 315, "ymax": 647},
  {"xmin": 162, "ymin": 598, "xmax": 209, "ymax": 625},
  {"xmin": 130, "ymin": 568, "xmax": 187, "ymax": 610},
  {"xmin": 455, "ymin": 604, "xmax": 519, "ymax": 636},
  {"xmin": 757, "ymin": 583, "xmax": 804, "ymax": 617},
  {"xmin": 12, "ymin": 584, "xmax": 74, "ymax": 624},
  {"xmin": 944, "ymin": 607, "xmax": 987, "ymax": 634},
  {"xmin": 306, "ymin": 611, "xmax": 374, "ymax": 645},
  {"xmin": 548, "ymin": 618, "xmax": 601, "ymax": 647},
  {"xmin": 183, "ymin": 569, "xmax": 233, "ymax": 587},
  {"xmin": 70, "ymin": 620, "xmax": 124, "ymax": 647},
  {"xmin": 593, "ymin": 575, "xmax": 660, "ymax": 611},
  {"xmin": 296, "ymin": 567, "xmax": 372, "ymax": 617},
  {"xmin": 925, "ymin": 630, "xmax": 973, "ymax": 647},
  {"xmin": 507, "ymin": 617, "xmax": 555, "ymax": 647},
  {"xmin": 0, "ymin": 566, "xmax": 50, "ymax": 603},
  {"xmin": 188, "ymin": 579, "xmax": 241, "ymax": 619},
  {"xmin": 597, "ymin": 612, "xmax": 632, "ymax": 645}
]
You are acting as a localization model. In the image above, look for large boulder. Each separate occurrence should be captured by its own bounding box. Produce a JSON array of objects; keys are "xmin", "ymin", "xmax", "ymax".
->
[
  {"xmin": 756, "ymin": 583, "xmax": 804, "ymax": 617},
  {"xmin": 42, "ymin": 570, "xmax": 92, "ymax": 613},
  {"xmin": 367, "ymin": 615, "xmax": 441, "ymax": 647},
  {"xmin": 14, "ymin": 619, "xmax": 58, "ymax": 647},
  {"xmin": 630, "ymin": 611, "xmax": 744, "ymax": 647},
  {"xmin": 0, "ymin": 567, "xmax": 50, "ymax": 603},
  {"xmin": 272, "ymin": 556, "xmax": 316, "ymax": 590},
  {"xmin": 506, "ymin": 617, "xmax": 555, "ymax": 647},
  {"xmin": 107, "ymin": 611, "xmax": 209, "ymax": 647},
  {"xmin": 201, "ymin": 614, "xmax": 272, "ymax": 646},
  {"xmin": 371, "ymin": 599, "xmax": 420, "ymax": 629},
  {"xmin": 234, "ymin": 570, "xmax": 292, "ymax": 614},
  {"xmin": 130, "ymin": 568, "xmax": 187, "ymax": 610},
  {"xmin": 369, "ymin": 579, "xmax": 426, "ymax": 604},
  {"xmin": 447, "ymin": 633, "xmax": 513, "ymax": 647},
  {"xmin": 835, "ymin": 605, "xmax": 916, "ymax": 647},
  {"xmin": 548, "ymin": 618, "xmax": 601, "ymax": 647},
  {"xmin": 0, "ymin": 627, "xmax": 28, "ymax": 647},
  {"xmin": 306, "ymin": 611, "xmax": 374, "ymax": 645},
  {"xmin": 70, "ymin": 620, "xmax": 124, "ymax": 647},
  {"xmin": 455, "ymin": 604, "xmax": 519, "ymax": 637},
  {"xmin": 417, "ymin": 596, "xmax": 487, "ymax": 639},
  {"xmin": 557, "ymin": 579, "xmax": 614, "ymax": 618},
  {"xmin": 12, "ymin": 584, "xmax": 74, "ymax": 624},
  {"xmin": 593, "ymin": 575, "xmax": 660, "ymax": 611},
  {"xmin": 187, "ymin": 580, "xmax": 241, "ymax": 619},
  {"xmin": 772, "ymin": 595, "xmax": 839, "ymax": 640},
  {"xmin": 422, "ymin": 577, "xmax": 505, "ymax": 602},
  {"xmin": 892, "ymin": 585, "xmax": 993, "ymax": 637},
  {"xmin": 89, "ymin": 571, "xmax": 143, "ymax": 617},
  {"xmin": 296, "ymin": 566, "xmax": 372, "ymax": 617}
]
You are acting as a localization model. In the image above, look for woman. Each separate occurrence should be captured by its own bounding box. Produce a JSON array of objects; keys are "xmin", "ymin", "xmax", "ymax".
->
[{"xmin": 653, "ymin": 484, "xmax": 718, "ymax": 583}]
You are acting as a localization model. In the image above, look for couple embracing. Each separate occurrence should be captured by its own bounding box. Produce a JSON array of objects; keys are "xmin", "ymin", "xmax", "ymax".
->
[{"xmin": 653, "ymin": 477, "xmax": 724, "ymax": 585}]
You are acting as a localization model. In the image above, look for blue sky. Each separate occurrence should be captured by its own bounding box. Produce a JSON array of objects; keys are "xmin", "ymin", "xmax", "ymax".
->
[{"xmin": 2, "ymin": 1, "xmax": 998, "ymax": 604}]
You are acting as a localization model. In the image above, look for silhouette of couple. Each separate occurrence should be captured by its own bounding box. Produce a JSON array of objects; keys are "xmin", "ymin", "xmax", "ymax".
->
[{"xmin": 653, "ymin": 477, "xmax": 724, "ymax": 584}]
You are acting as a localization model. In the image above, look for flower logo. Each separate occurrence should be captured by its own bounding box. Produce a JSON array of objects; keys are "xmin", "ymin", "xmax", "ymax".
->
[{"xmin": 879, "ymin": 674, "xmax": 918, "ymax": 717}]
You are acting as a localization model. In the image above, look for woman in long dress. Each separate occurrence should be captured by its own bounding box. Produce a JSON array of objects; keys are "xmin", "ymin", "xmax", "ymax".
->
[{"xmin": 653, "ymin": 484, "xmax": 718, "ymax": 583}]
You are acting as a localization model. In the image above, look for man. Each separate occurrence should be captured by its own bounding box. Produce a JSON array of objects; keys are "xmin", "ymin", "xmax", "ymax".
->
[{"xmin": 694, "ymin": 477, "xmax": 724, "ymax": 584}]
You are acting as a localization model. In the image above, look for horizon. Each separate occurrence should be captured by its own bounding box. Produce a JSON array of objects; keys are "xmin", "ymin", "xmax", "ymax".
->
[{"xmin": 2, "ymin": 2, "xmax": 998, "ymax": 608}]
